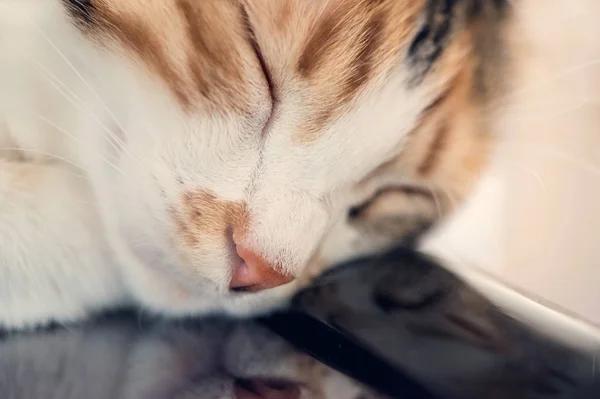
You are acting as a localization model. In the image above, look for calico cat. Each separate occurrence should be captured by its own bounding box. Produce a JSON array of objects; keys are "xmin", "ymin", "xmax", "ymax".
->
[{"xmin": 1, "ymin": 0, "xmax": 593, "ymax": 330}]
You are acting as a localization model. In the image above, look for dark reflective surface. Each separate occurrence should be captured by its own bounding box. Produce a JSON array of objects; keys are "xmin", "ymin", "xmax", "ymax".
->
[
  {"xmin": 289, "ymin": 247, "xmax": 600, "ymax": 398},
  {"xmin": 2, "ymin": 246, "xmax": 600, "ymax": 399},
  {"xmin": 0, "ymin": 313, "xmax": 380, "ymax": 399}
]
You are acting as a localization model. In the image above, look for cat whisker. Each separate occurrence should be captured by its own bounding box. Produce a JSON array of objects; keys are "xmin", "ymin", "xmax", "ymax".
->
[
  {"xmin": 479, "ymin": 59, "xmax": 600, "ymax": 114},
  {"xmin": 502, "ymin": 158, "xmax": 547, "ymax": 192},
  {"xmin": 0, "ymin": 147, "xmax": 91, "ymax": 176},
  {"xmin": 28, "ymin": 58, "xmax": 81, "ymax": 105},
  {"xmin": 22, "ymin": 107, "xmax": 127, "ymax": 176},
  {"xmin": 524, "ymin": 58, "xmax": 600, "ymax": 92},
  {"xmin": 502, "ymin": 141, "xmax": 600, "ymax": 180},
  {"xmin": 501, "ymin": 99, "xmax": 596, "ymax": 127},
  {"xmin": 25, "ymin": 10, "xmax": 142, "ymax": 166},
  {"xmin": 26, "ymin": 52, "xmax": 137, "ymax": 158},
  {"xmin": 27, "ymin": 58, "xmax": 136, "ymax": 156},
  {"xmin": 21, "ymin": 53, "xmax": 132, "ymax": 159}
]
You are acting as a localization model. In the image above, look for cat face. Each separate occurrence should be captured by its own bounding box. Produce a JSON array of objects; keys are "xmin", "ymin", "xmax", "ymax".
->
[{"xmin": 61, "ymin": 0, "xmax": 509, "ymax": 314}]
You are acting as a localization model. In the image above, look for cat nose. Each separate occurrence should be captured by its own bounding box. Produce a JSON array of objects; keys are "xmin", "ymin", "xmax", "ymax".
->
[
  {"xmin": 229, "ymin": 245, "xmax": 294, "ymax": 292},
  {"xmin": 234, "ymin": 378, "xmax": 301, "ymax": 399}
]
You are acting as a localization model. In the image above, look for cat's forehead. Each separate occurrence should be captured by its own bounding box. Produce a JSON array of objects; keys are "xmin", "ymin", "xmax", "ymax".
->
[
  {"xmin": 68, "ymin": 0, "xmax": 265, "ymax": 112},
  {"xmin": 243, "ymin": 0, "xmax": 426, "ymax": 141},
  {"xmin": 65, "ymin": 0, "xmax": 426, "ymax": 128}
]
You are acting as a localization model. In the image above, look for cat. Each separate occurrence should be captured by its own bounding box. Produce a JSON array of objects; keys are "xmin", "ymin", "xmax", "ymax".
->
[
  {"xmin": 0, "ymin": 315, "xmax": 382, "ymax": 399},
  {"xmin": 1, "ymin": 0, "xmax": 581, "ymax": 330}
]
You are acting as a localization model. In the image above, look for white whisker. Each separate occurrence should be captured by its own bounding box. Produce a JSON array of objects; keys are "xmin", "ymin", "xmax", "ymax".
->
[
  {"xmin": 25, "ymin": 12, "xmax": 142, "ymax": 166},
  {"xmin": 23, "ymin": 107, "xmax": 127, "ymax": 176},
  {"xmin": 22, "ymin": 53, "xmax": 130, "ymax": 157},
  {"xmin": 503, "ymin": 158, "xmax": 547, "ymax": 192},
  {"xmin": 481, "ymin": 59, "xmax": 600, "ymax": 114},
  {"xmin": 504, "ymin": 141, "xmax": 600, "ymax": 179},
  {"xmin": 502, "ymin": 99, "xmax": 594, "ymax": 127},
  {"xmin": 0, "ymin": 147, "xmax": 91, "ymax": 178},
  {"xmin": 0, "ymin": 161, "xmax": 99, "ymax": 209},
  {"xmin": 29, "ymin": 58, "xmax": 81, "ymax": 104}
]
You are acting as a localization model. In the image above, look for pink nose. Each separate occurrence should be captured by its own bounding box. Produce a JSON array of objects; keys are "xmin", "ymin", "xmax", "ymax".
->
[
  {"xmin": 229, "ymin": 245, "xmax": 294, "ymax": 293},
  {"xmin": 234, "ymin": 378, "xmax": 301, "ymax": 399}
]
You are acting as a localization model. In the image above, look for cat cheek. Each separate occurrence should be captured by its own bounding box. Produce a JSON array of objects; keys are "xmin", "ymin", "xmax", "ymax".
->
[{"xmin": 300, "ymin": 189, "xmax": 438, "ymax": 283}]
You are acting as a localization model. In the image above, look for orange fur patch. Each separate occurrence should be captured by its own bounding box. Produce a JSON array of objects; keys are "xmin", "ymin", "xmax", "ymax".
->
[
  {"xmin": 83, "ymin": 0, "xmax": 426, "ymax": 136},
  {"xmin": 87, "ymin": 0, "xmax": 262, "ymax": 113},
  {"xmin": 171, "ymin": 189, "xmax": 249, "ymax": 250},
  {"xmin": 294, "ymin": 0, "xmax": 425, "ymax": 143}
]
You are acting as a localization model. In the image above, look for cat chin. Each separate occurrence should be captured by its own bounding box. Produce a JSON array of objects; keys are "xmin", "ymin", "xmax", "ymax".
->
[
  {"xmin": 109, "ymin": 225, "xmax": 296, "ymax": 318},
  {"xmin": 143, "ymin": 282, "xmax": 295, "ymax": 320},
  {"xmin": 118, "ymin": 248, "xmax": 295, "ymax": 319},
  {"xmin": 219, "ymin": 284, "xmax": 297, "ymax": 317}
]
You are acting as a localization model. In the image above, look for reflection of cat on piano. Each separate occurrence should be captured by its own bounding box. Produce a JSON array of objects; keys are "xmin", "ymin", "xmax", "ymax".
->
[{"xmin": 0, "ymin": 319, "xmax": 381, "ymax": 399}]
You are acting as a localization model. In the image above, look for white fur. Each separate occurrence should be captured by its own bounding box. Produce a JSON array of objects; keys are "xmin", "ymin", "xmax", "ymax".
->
[
  {"xmin": 2, "ymin": 0, "xmax": 598, "ymax": 331},
  {"xmin": 0, "ymin": 0, "xmax": 432, "ymax": 329}
]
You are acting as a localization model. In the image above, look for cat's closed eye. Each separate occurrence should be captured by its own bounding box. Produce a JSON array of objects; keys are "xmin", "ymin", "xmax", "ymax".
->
[
  {"xmin": 347, "ymin": 185, "xmax": 442, "ymax": 244},
  {"xmin": 298, "ymin": 183, "xmax": 450, "ymax": 285}
]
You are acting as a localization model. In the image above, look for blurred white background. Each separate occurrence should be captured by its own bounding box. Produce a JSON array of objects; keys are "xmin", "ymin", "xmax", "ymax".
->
[{"xmin": 423, "ymin": 0, "xmax": 600, "ymax": 325}]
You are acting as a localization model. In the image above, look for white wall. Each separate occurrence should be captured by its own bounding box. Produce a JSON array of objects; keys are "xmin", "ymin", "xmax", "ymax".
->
[{"xmin": 423, "ymin": 0, "xmax": 600, "ymax": 325}]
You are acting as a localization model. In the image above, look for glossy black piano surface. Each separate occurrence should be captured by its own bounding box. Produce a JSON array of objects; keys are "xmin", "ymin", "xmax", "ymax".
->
[{"xmin": 2, "ymin": 246, "xmax": 600, "ymax": 399}]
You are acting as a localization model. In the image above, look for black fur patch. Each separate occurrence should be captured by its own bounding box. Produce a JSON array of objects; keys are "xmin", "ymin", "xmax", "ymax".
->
[
  {"xmin": 407, "ymin": 0, "xmax": 510, "ymax": 86},
  {"xmin": 62, "ymin": 0, "xmax": 95, "ymax": 25},
  {"xmin": 407, "ymin": 0, "xmax": 459, "ymax": 85}
]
